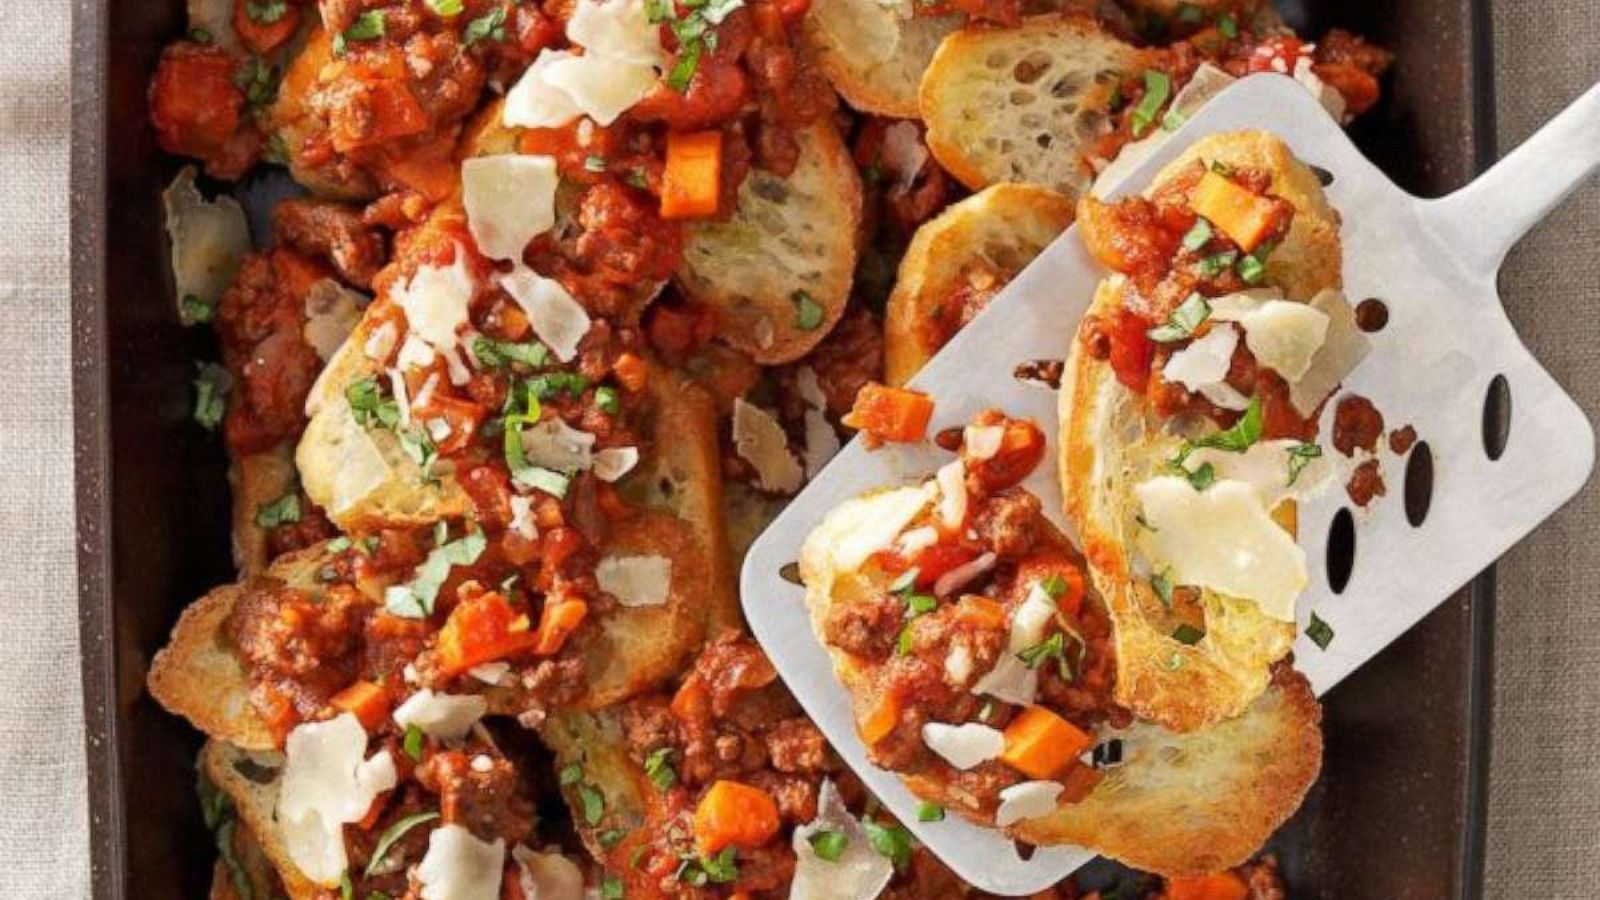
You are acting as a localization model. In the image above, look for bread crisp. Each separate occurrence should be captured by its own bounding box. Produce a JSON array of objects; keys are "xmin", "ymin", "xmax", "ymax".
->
[{"xmin": 802, "ymin": 0, "xmax": 963, "ymax": 118}]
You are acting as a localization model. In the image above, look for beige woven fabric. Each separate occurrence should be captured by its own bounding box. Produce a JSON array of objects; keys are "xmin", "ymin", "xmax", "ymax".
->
[
  {"xmin": 0, "ymin": 0, "xmax": 88, "ymax": 897},
  {"xmin": 1484, "ymin": 4, "xmax": 1600, "ymax": 897}
]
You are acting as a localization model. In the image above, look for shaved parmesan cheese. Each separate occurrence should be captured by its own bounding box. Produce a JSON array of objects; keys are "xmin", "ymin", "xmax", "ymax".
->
[
  {"xmin": 936, "ymin": 460, "xmax": 968, "ymax": 529},
  {"xmin": 802, "ymin": 409, "xmax": 842, "ymax": 479},
  {"xmin": 389, "ymin": 369, "xmax": 413, "ymax": 429},
  {"xmin": 732, "ymin": 398, "xmax": 804, "ymax": 494},
  {"xmin": 542, "ymin": 53, "xmax": 658, "ymax": 127},
  {"xmin": 791, "ymin": 779, "xmax": 895, "ymax": 900},
  {"xmin": 807, "ymin": 0, "xmax": 903, "ymax": 68},
  {"xmin": 880, "ymin": 120, "xmax": 929, "ymax": 194},
  {"xmin": 1199, "ymin": 381, "xmax": 1251, "ymax": 411},
  {"xmin": 394, "ymin": 255, "xmax": 475, "ymax": 352},
  {"xmin": 1162, "ymin": 325, "xmax": 1238, "ymax": 392},
  {"xmin": 1009, "ymin": 584, "xmax": 1057, "ymax": 651},
  {"xmin": 356, "ymin": 749, "xmax": 398, "ymax": 796},
  {"xmin": 995, "ymin": 781, "xmax": 1064, "ymax": 827},
  {"xmin": 828, "ymin": 486, "xmax": 933, "ymax": 573},
  {"xmin": 397, "ymin": 334, "xmax": 437, "ymax": 371},
  {"xmin": 364, "ymin": 320, "xmax": 399, "ymax": 361},
  {"xmin": 509, "ymin": 495, "xmax": 538, "ymax": 540},
  {"xmin": 1226, "ymin": 299, "xmax": 1330, "ymax": 382},
  {"xmin": 303, "ymin": 279, "xmax": 367, "ymax": 362},
  {"xmin": 512, "ymin": 846, "xmax": 586, "ymax": 900},
  {"xmin": 795, "ymin": 366, "xmax": 828, "ymax": 410},
  {"xmin": 393, "ymin": 690, "xmax": 489, "ymax": 741},
  {"xmin": 921, "ymin": 721, "xmax": 1005, "ymax": 770},
  {"xmin": 499, "ymin": 268, "xmax": 591, "ymax": 362},
  {"xmin": 933, "ymin": 551, "xmax": 995, "ymax": 598},
  {"xmin": 469, "ymin": 662, "xmax": 511, "ymax": 685},
  {"xmin": 1134, "ymin": 477, "xmax": 1306, "ymax": 621},
  {"xmin": 503, "ymin": 51, "xmax": 585, "ymax": 129},
  {"xmin": 1294, "ymin": 56, "xmax": 1348, "ymax": 123},
  {"xmin": 896, "ymin": 525, "xmax": 939, "ymax": 555},
  {"xmin": 567, "ymin": 0, "xmax": 668, "ymax": 67},
  {"xmin": 417, "ymin": 824, "xmax": 505, "ymax": 900},
  {"xmin": 963, "ymin": 425, "xmax": 1004, "ymax": 461},
  {"xmin": 463, "ymin": 155, "xmax": 559, "ymax": 262},
  {"xmin": 1291, "ymin": 289, "xmax": 1371, "ymax": 416},
  {"xmin": 518, "ymin": 418, "xmax": 596, "ymax": 471},
  {"xmin": 593, "ymin": 446, "xmax": 640, "ymax": 482},
  {"xmin": 1185, "ymin": 439, "xmax": 1335, "ymax": 507},
  {"xmin": 596, "ymin": 554, "xmax": 671, "ymax": 607},
  {"xmin": 277, "ymin": 713, "xmax": 389, "ymax": 886},
  {"xmin": 162, "ymin": 167, "xmax": 250, "ymax": 324},
  {"xmin": 972, "ymin": 654, "xmax": 1038, "ymax": 706},
  {"xmin": 442, "ymin": 344, "xmax": 472, "ymax": 386},
  {"xmin": 945, "ymin": 643, "xmax": 974, "ymax": 685}
]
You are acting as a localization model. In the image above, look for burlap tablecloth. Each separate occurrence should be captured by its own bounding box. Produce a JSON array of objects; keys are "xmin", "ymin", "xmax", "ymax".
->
[{"xmin": 1, "ymin": 1, "xmax": 1592, "ymax": 897}]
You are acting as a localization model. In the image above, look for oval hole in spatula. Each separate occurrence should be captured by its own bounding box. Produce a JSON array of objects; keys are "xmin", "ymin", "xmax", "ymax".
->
[
  {"xmin": 1404, "ymin": 442, "xmax": 1434, "ymax": 527},
  {"xmin": 1483, "ymin": 374, "xmax": 1512, "ymax": 460},
  {"xmin": 1326, "ymin": 508, "xmax": 1356, "ymax": 594}
]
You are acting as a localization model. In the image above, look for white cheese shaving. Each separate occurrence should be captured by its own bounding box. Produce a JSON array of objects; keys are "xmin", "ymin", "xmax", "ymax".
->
[
  {"xmin": 393, "ymin": 255, "xmax": 475, "ymax": 353},
  {"xmin": 896, "ymin": 525, "xmax": 939, "ymax": 556},
  {"xmin": 880, "ymin": 120, "xmax": 929, "ymax": 194},
  {"xmin": 1134, "ymin": 477, "xmax": 1306, "ymax": 622},
  {"xmin": 596, "ymin": 554, "xmax": 672, "ymax": 607},
  {"xmin": 995, "ymin": 781, "xmax": 1065, "ymax": 827},
  {"xmin": 364, "ymin": 320, "xmax": 399, "ymax": 361},
  {"xmin": 517, "ymin": 418, "xmax": 596, "ymax": 472},
  {"xmin": 442, "ymin": 344, "xmax": 472, "ymax": 387},
  {"xmin": 1208, "ymin": 295, "xmax": 1330, "ymax": 382},
  {"xmin": 566, "ymin": 0, "xmax": 669, "ymax": 67},
  {"xmin": 356, "ymin": 749, "xmax": 398, "ymax": 797},
  {"xmin": 921, "ymin": 721, "xmax": 1005, "ymax": 770},
  {"xmin": 944, "ymin": 643, "xmax": 974, "ymax": 685},
  {"xmin": 972, "ymin": 654, "xmax": 1038, "ymax": 706},
  {"xmin": 397, "ymin": 334, "xmax": 437, "ymax": 372},
  {"xmin": 1198, "ymin": 381, "xmax": 1252, "ymax": 411},
  {"xmin": 936, "ymin": 459, "xmax": 968, "ymax": 530},
  {"xmin": 828, "ymin": 486, "xmax": 934, "ymax": 573},
  {"xmin": 417, "ymin": 824, "xmax": 506, "ymax": 900},
  {"xmin": 542, "ymin": 53, "xmax": 659, "ymax": 127},
  {"xmin": 426, "ymin": 418, "xmax": 452, "ymax": 444},
  {"xmin": 932, "ymin": 551, "xmax": 995, "ymax": 598},
  {"xmin": 513, "ymin": 846, "xmax": 587, "ymax": 900},
  {"xmin": 963, "ymin": 425, "xmax": 1004, "ymax": 461},
  {"xmin": 509, "ymin": 495, "xmax": 538, "ymax": 540},
  {"xmin": 503, "ymin": 51, "xmax": 585, "ymax": 128},
  {"xmin": 1290, "ymin": 289, "xmax": 1371, "ymax": 416},
  {"xmin": 470, "ymin": 754, "xmax": 495, "ymax": 773},
  {"xmin": 389, "ymin": 369, "xmax": 413, "ymax": 429},
  {"xmin": 162, "ymin": 166, "xmax": 250, "ymax": 324},
  {"xmin": 302, "ymin": 279, "xmax": 366, "ymax": 362},
  {"xmin": 732, "ymin": 398, "xmax": 804, "ymax": 494},
  {"xmin": 462, "ymin": 155, "xmax": 559, "ymax": 263},
  {"xmin": 592, "ymin": 446, "xmax": 640, "ymax": 482},
  {"xmin": 794, "ymin": 365, "xmax": 828, "ymax": 410},
  {"xmin": 1161, "ymin": 325, "xmax": 1238, "ymax": 393},
  {"xmin": 802, "ymin": 408, "xmax": 842, "ymax": 479},
  {"xmin": 1009, "ymin": 583, "xmax": 1057, "ymax": 651},
  {"xmin": 469, "ymin": 662, "xmax": 512, "ymax": 685},
  {"xmin": 1293, "ymin": 56, "xmax": 1348, "ymax": 123},
  {"xmin": 791, "ymin": 779, "xmax": 895, "ymax": 900},
  {"xmin": 498, "ymin": 268, "xmax": 591, "ymax": 362},
  {"xmin": 392, "ymin": 690, "xmax": 489, "ymax": 742},
  {"xmin": 276, "ymin": 713, "xmax": 391, "ymax": 886},
  {"xmin": 413, "ymin": 373, "xmax": 442, "ymax": 411}
]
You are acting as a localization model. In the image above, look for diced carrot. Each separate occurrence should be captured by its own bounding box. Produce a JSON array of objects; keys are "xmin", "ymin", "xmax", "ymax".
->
[
  {"xmin": 1164, "ymin": 871, "xmax": 1249, "ymax": 900},
  {"xmin": 670, "ymin": 677, "xmax": 710, "ymax": 723},
  {"xmin": 233, "ymin": 0, "xmax": 301, "ymax": 55},
  {"xmin": 660, "ymin": 131, "xmax": 723, "ymax": 220},
  {"xmin": 693, "ymin": 780, "xmax": 781, "ymax": 854},
  {"xmin": 436, "ymin": 589, "xmax": 539, "ymax": 678},
  {"xmin": 955, "ymin": 596, "xmax": 1008, "ymax": 630},
  {"xmin": 969, "ymin": 418, "xmax": 1047, "ymax": 491},
  {"xmin": 859, "ymin": 692, "xmax": 901, "ymax": 745},
  {"xmin": 613, "ymin": 353, "xmax": 648, "ymax": 392},
  {"xmin": 330, "ymin": 680, "xmax": 392, "ymax": 733},
  {"xmin": 1001, "ymin": 705, "xmax": 1094, "ymax": 780},
  {"xmin": 531, "ymin": 598, "xmax": 588, "ymax": 655},
  {"xmin": 330, "ymin": 81, "xmax": 427, "ymax": 152},
  {"xmin": 843, "ymin": 382, "xmax": 935, "ymax": 444},
  {"xmin": 1188, "ymin": 170, "xmax": 1280, "ymax": 253}
]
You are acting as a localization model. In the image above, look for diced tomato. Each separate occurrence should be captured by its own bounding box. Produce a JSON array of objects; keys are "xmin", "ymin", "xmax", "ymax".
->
[
  {"xmin": 329, "ymin": 81, "xmax": 428, "ymax": 152},
  {"xmin": 435, "ymin": 587, "xmax": 539, "ymax": 677},
  {"xmin": 843, "ymin": 383, "xmax": 935, "ymax": 445},
  {"xmin": 148, "ymin": 42, "xmax": 259, "ymax": 179},
  {"xmin": 1312, "ymin": 62, "xmax": 1382, "ymax": 116},
  {"xmin": 413, "ymin": 394, "xmax": 487, "ymax": 455},
  {"xmin": 460, "ymin": 464, "xmax": 515, "ymax": 530},
  {"xmin": 1104, "ymin": 308, "xmax": 1155, "ymax": 393},
  {"xmin": 968, "ymin": 418, "xmax": 1046, "ymax": 491}
]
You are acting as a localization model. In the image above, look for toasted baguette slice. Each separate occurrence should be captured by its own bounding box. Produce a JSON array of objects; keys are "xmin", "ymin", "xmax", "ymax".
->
[
  {"xmin": 271, "ymin": 28, "xmax": 378, "ymax": 201},
  {"xmin": 200, "ymin": 741, "xmax": 322, "ymax": 900},
  {"xmin": 677, "ymin": 119, "xmax": 863, "ymax": 364},
  {"xmin": 799, "ymin": 486, "xmax": 1321, "ymax": 875},
  {"xmin": 206, "ymin": 789, "xmax": 295, "ymax": 900},
  {"xmin": 884, "ymin": 183, "xmax": 1075, "ymax": 385},
  {"xmin": 802, "ymin": 0, "xmax": 964, "ymax": 117},
  {"xmin": 539, "ymin": 709, "xmax": 655, "ymax": 864},
  {"xmin": 920, "ymin": 14, "xmax": 1141, "ymax": 197},
  {"xmin": 1059, "ymin": 132, "xmax": 1342, "ymax": 733}
]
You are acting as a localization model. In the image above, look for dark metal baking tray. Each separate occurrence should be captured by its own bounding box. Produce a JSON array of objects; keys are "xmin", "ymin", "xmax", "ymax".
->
[{"xmin": 69, "ymin": 0, "xmax": 1496, "ymax": 896}]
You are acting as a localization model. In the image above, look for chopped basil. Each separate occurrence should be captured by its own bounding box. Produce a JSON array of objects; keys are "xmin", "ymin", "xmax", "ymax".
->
[
  {"xmin": 1146, "ymin": 292, "xmax": 1210, "ymax": 342},
  {"xmin": 425, "ymin": 0, "xmax": 464, "ymax": 16},
  {"xmin": 595, "ymin": 385, "xmax": 620, "ymax": 415},
  {"xmin": 578, "ymin": 783, "xmax": 606, "ymax": 826},
  {"xmin": 1175, "ymin": 2, "xmax": 1203, "ymax": 24},
  {"xmin": 584, "ymin": 154, "xmax": 607, "ymax": 173},
  {"xmin": 1286, "ymin": 442, "xmax": 1323, "ymax": 485},
  {"xmin": 1210, "ymin": 159, "xmax": 1236, "ymax": 177},
  {"xmin": 1198, "ymin": 249, "xmax": 1239, "ymax": 277},
  {"xmin": 1185, "ymin": 395, "xmax": 1264, "ymax": 455},
  {"xmin": 894, "ymin": 624, "xmax": 914, "ymax": 656},
  {"xmin": 198, "ymin": 773, "xmax": 252, "ymax": 900},
  {"xmin": 397, "ymin": 426, "xmax": 438, "ymax": 480},
  {"xmin": 653, "ymin": 0, "xmax": 745, "ymax": 91},
  {"xmin": 180, "ymin": 293, "xmax": 215, "ymax": 324},
  {"xmin": 1018, "ymin": 631, "xmax": 1078, "ymax": 680},
  {"xmin": 234, "ymin": 57, "xmax": 279, "ymax": 112},
  {"xmin": 1236, "ymin": 253, "xmax": 1266, "ymax": 284},
  {"xmin": 1172, "ymin": 623, "xmax": 1205, "ymax": 645},
  {"xmin": 601, "ymin": 875, "xmax": 624, "ymax": 899},
  {"xmin": 254, "ymin": 492, "xmax": 301, "ymax": 528},
  {"xmin": 916, "ymin": 801, "xmax": 945, "ymax": 822},
  {"xmin": 888, "ymin": 567, "xmax": 920, "ymax": 593},
  {"xmin": 808, "ymin": 828, "xmax": 848, "ymax": 861},
  {"xmin": 403, "ymin": 724, "xmax": 425, "ymax": 761},
  {"xmin": 793, "ymin": 290, "xmax": 825, "ymax": 331},
  {"xmin": 1151, "ymin": 570, "xmax": 1174, "ymax": 609},
  {"xmin": 1180, "ymin": 218, "xmax": 1213, "ymax": 252},
  {"xmin": 1306, "ymin": 612, "xmax": 1334, "ymax": 649},
  {"xmin": 345, "ymin": 10, "xmax": 386, "ymax": 41},
  {"xmin": 474, "ymin": 337, "xmax": 549, "ymax": 370},
  {"xmin": 246, "ymin": 0, "xmax": 287, "ymax": 24},
  {"xmin": 1130, "ymin": 69, "xmax": 1172, "ymax": 137},
  {"xmin": 193, "ymin": 363, "xmax": 229, "ymax": 431},
  {"xmin": 558, "ymin": 762, "xmax": 585, "ymax": 786},
  {"xmin": 522, "ymin": 371, "xmax": 590, "ymax": 400},
  {"xmin": 1039, "ymin": 573, "xmax": 1070, "ymax": 600},
  {"xmin": 1161, "ymin": 107, "xmax": 1186, "ymax": 132},
  {"xmin": 599, "ymin": 828, "xmax": 626, "ymax": 848},
  {"xmin": 188, "ymin": 26, "xmax": 213, "ymax": 43},
  {"xmin": 643, "ymin": 747, "xmax": 677, "ymax": 791},
  {"xmin": 666, "ymin": 34, "xmax": 703, "ymax": 91},
  {"xmin": 347, "ymin": 376, "xmax": 400, "ymax": 429},
  {"xmin": 702, "ymin": 847, "xmax": 739, "ymax": 883},
  {"xmin": 1183, "ymin": 461, "xmax": 1217, "ymax": 491},
  {"xmin": 863, "ymin": 821, "xmax": 914, "ymax": 872},
  {"xmin": 327, "ymin": 536, "xmax": 352, "ymax": 553},
  {"xmin": 369, "ymin": 891, "xmax": 392, "ymax": 900},
  {"xmin": 462, "ymin": 6, "xmax": 507, "ymax": 45},
  {"xmin": 364, "ymin": 811, "xmax": 439, "ymax": 877},
  {"xmin": 263, "ymin": 132, "xmax": 289, "ymax": 165},
  {"xmin": 1218, "ymin": 12, "xmax": 1238, "ymax": 39},
  {"xmin": 675, "ymin": 858, "xmax": 708, "ymax": 887},
  {"xmin": 341, "ymin": 872, "xmax": 354, "ymax": 900},
  {"xmin": 904, "ymin": 592, "xmax": 938, "ymax": 615},
  {"xmin": 383, "ymin": 529, "xmax": 488, "ymax": 618}
]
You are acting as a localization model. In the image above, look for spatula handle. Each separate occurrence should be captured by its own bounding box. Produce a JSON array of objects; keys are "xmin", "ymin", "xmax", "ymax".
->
[{"xmin": 1423, "ymin": 80, "xmax": 1600, "ymax": 277}]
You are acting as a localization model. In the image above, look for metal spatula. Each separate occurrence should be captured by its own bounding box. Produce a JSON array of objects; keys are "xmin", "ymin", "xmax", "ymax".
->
[{"xmin": 742, "ymin": 75, "xmax": 1600, "ymax": 895}]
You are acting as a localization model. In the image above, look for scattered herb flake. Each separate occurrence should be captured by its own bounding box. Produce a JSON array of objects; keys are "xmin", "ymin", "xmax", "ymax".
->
[
  {"xmin": 916, "ymin": 801, "xmax": 945, "ymax": 822},
  {"xmin": 558, "ymin": 763, "xmax": 585, "ymax": 786},
  {"xmin": 809, "ymin": 828, "xmax": 848, "ymax": 862},
  {"xmin": 643, "ymin": 747, "xmax": 677, "ymax": 791},
  {"xmin": 246, "ymin": 0, "xmax": 287, "ymax": 24},
  {"xmin": 364, "ymin": 811, "xmax": 439, "ymax": 877},
  {"xmin": 578, "ymin": 783, "xmax": 606, "ymax": 826},
  {"xmin": 1286, "ymin": 442, "xmax": 1323, "ymax": 486},
  {"xmin": 1218, "ymin": 13, "xmax": 1238, "ymax": 39},
  {"xmin": 601, "ymin": 875, "xmax": 624, "ymax": 899},
  {"xmin": 474, "ymin": 337, "xmax": 549, "ymax": 370},
  {"xmin": 193, "ymin": 363, "xmax": 229, "ymax": 431},
  {"xmin": 595, "ymin": 385, "xmax": 620, "ymax": 415},
  {"xmin": 863, "ymin": 821, "xmax": 914, "ymax": 872},
  {"xmin": 426, "ymin": 0, "xmax": 465, "ymax": 16},
  {"xmin": 1147, "ymin": 292, "xmax": 1211, "ymax": 342},
  {"xmin": 1180, "ymin": 218, "xmax": 1213, "ymax": 252},
  {"xmin": 1306, "ymin": 612, "xmax": 1335, "ymax": 649},
  {"xmin": 793, "ymin": 290, "xmax": 825, "ymax": 331},
  {"xmin": 1172, "ymin": 623, "xmax": 1205, "ymax": 645},
  {"xmin": 462, "ymin": 6, "xmax": 506, "ymax": 45},
  {"xmin": 403, "ymin": 724, "xmax": 425, "ymax": 762},
  {"xmin": 1151, "ymin": 570, "xmax": 1174, "ymax": 609},
  {"xmin": 1130, "ymin": 69, "xmax": 1173, "ymax": 137},
  {"xmin": 254, "ymin": 492, "xmax": 301, "ymax": 528}
]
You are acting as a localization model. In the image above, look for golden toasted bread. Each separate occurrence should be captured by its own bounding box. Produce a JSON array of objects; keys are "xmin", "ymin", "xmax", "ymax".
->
[
  {"xmin": 539, "ymin": 709, "xmax": 654, "ymax": 863},
  {"xmin": 919, "ymin": 14, "xmax": 1141, "ymax": 197},
  {"xmin": 1059, "ymin": 131, "xmax": 1342, "ymax": 732},
  {"xmin": 802, "ymin": 0, "xmax": 964, "ymax": 117},
  {"xmin": 200, "ymin": 741, "xmax": 322, "ymax": 900},
  {"xmin": 677, "ymin": 118, "xmax": 863, "ymax": 364},
  {"xmin": 884, "ymin": 183, "xmax": 1075, "ymax": 386},
  {"xmin": 229, "ymin": 443, "xmax": 299, "ymax": 577},
  {"xmin": 206, "ymin": 799, "xmax": 293, "ymax": 900}
]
